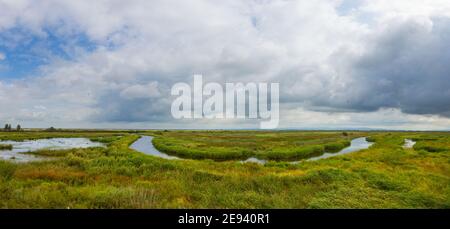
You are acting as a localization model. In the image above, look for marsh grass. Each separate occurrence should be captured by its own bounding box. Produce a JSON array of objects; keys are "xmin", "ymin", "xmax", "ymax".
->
[
  {"xmin": 0, "ymin": 130, "xmax": 448, "ymax": 208},
  {"xmin": 0, "ymin": 131, "xmax": 126, "ymax": 142},
  {"xmin": 152, "ymin": 131, "xmax": 359, "ymax": 161}
]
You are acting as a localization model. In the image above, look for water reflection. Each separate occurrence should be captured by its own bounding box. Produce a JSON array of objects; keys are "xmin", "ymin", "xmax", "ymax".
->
[
  {"xmin": 130, "ymin": 136, "xmax": 179, "ymax": 160},
  {"xmin": 307, "ymin": 137, "xmax": 373, "ymax": 161},
  {"xmin": 0, "ymin": 138, "xmax": 105, "ymax": 162},
  {"xmin": 128, "ymin": 136, "xmax": 374, "ymax": 164},
  {"xmin": 241, "ymin": 157, "xmax": 266, "ymax": 164},
  {"xmin": 403, "ymin": 139, "xmax": 416, "ymax": 148}
]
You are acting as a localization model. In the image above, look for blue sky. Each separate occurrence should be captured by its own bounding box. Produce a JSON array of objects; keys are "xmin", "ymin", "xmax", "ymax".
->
[
  {"xmin": 0, "ymin": 0, "xmax": 449, "ymax": 130},
  {"xmin": 0, "ymin": 28, "xmax": 96, "ymax": 79}
]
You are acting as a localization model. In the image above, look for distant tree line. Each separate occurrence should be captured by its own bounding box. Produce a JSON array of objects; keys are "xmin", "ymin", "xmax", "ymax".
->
[
  {"xmin": 3, "ymin": 124, "xmax": 22, "ymax": 132},
  {"xmin": 46, "ymin": 127, "xmax": 57, "ymax": 132},
  {"xmin": 1, "ymin": 124, "xmax": 64, "ymax": 132}
]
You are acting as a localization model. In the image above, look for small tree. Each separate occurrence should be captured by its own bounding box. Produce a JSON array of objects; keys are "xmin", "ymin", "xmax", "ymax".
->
[
  {"xmin": 17, "ymin": 124, "xmax": 21, "ymax": 131},
  {"xmin": 4, "ymin": 124, "xmax": 12, "ymax": 131}
]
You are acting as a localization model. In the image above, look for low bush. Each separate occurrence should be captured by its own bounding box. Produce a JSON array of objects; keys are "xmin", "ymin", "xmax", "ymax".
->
[{"xmin": 0, "ymin": 144, "xmax": 12, "ymax": 150}]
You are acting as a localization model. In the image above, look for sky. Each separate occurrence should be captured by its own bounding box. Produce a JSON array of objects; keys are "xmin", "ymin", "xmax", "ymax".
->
[{"xmin": 0, "ymin": 0, "xmax": 450, "ymax": 130}]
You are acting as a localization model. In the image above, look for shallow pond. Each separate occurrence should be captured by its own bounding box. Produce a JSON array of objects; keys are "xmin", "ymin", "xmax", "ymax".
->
[
  {"xmin": 242, "ymin": 157, "xmax": 267, "ymax": 164},
  {"xmin": 403, "ymin": 139, "xmax": 416, "ymax": 148},
  {"xmin": 0, "ymin": 138, "xmax": 105, "ymax": 162},
  {"xmin": 130, "ymin": 136, "xmax": 180, "ymax": 160}
]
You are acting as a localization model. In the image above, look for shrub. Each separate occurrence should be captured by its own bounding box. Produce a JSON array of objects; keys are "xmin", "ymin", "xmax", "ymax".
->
[{"xmin": 324, "ymin": 141, "xmax": 350, "ymax": 152}]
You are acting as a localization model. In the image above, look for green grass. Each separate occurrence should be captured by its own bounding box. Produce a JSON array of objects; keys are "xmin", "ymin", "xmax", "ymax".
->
[
  {"xmin": 0, "ymin": 130, "xmax": 449, "ymax": 209},
  {"xmin": 152, "ymin": 131, "xmax": 359, "ymax": 161},
  {"xmin": 414, "ymin": 138, "xmax": 450, "ymax": 152}
]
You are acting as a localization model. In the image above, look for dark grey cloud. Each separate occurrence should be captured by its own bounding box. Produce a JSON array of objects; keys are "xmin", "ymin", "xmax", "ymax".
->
[
  {"xmin": 94, "ymin": 17, "xmax": 450, "ymax": 123},
  {"xmin": 305, "ymin": 17, "xmax": 450, "ymax": 117},
  {"xmin": 91, "ymin": 87, "xmax": 172, "ymax": 123}
]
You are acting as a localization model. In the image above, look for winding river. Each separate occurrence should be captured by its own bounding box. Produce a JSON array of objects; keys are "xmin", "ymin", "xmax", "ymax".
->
[
  {"xmin": 0, "ymin": 136, "xmax": 415, "ymax": 164},
  {"xmin": 129, "ymin": 136, "xmax": 180, "ymax": 160},
  {"xmin": 242, "ymin": 137, "xmax": 374, "ymax": 164},
  {"xmin": 306, "ymin": 137, "xmax": 373, "ymax": 161},
  {"xmin": 129, "ymin": 136, "xmax": 374, "ymax": 164}
]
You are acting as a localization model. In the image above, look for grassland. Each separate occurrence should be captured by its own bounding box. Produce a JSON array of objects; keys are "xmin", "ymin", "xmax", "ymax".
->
[
  {"xmin": 0, "ymin": 130, "xmax": 449, "ymax": 208},
  {"xmin": 152, "ymin": 131, "xmax": 358, "ymax": 160},
  {"xmin": 0, "ymin": 131, "xmax": 126, "ymax": 142}
]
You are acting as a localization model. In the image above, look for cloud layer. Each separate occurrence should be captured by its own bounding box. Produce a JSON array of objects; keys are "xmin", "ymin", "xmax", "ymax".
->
[{"xmin": 0, "ymin": 0, "xmax": 449, "ymax": 130}]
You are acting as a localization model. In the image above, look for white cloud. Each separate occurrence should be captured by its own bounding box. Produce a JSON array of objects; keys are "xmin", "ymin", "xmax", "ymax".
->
[
  {"xmin": 282, "ymin": 107, "xmax": 450, "ymax": 131},
  {"xmin": 362, "ymin": 0, "xmax": 450, "ymax": 18},
  {"xmin": 0, "ymin": 52, "xmax": 5, "ymax": 60}
]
